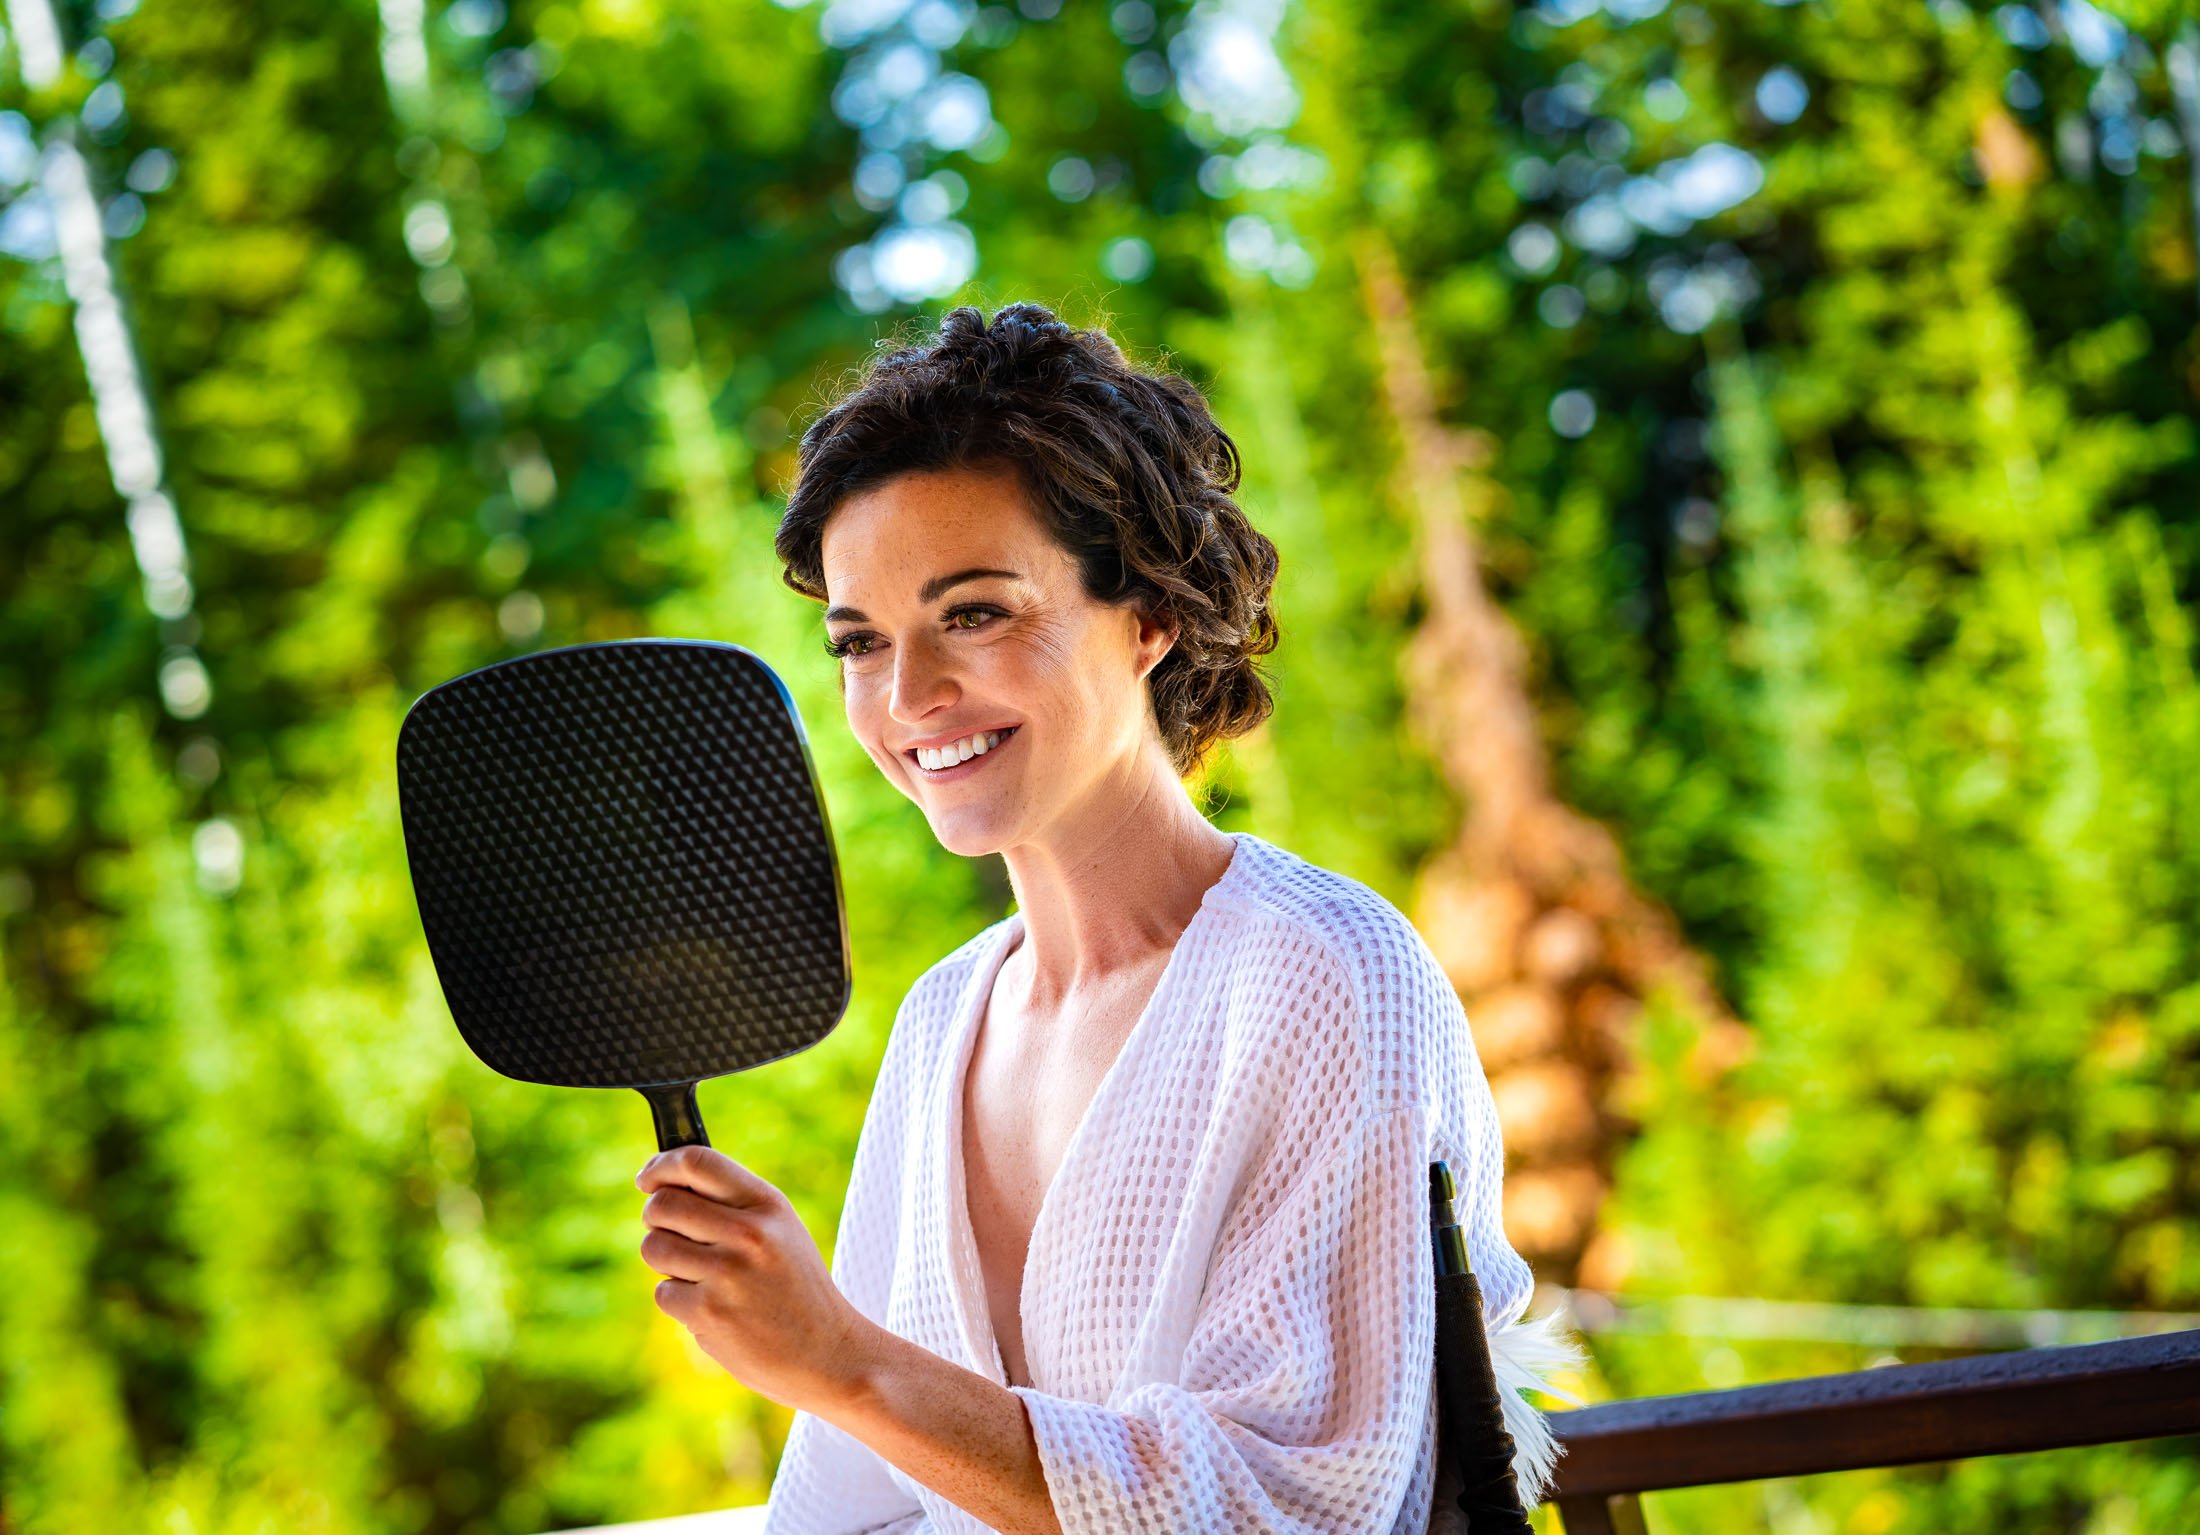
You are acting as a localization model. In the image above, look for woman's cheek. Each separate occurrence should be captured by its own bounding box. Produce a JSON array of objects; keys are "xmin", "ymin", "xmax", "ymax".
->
[
  {"xmin": 1000, "ymin": 614, "xmax": 1085, "ymax": 689},
  {"xmin": 844, "ymin": 687, "xmax": 895, "ymax": 771}
]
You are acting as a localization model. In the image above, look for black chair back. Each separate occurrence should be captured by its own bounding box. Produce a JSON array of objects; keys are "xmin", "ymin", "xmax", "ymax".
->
[{"xmin": 1429, "ymin": 1160, "xmax": 1536, "ymax": 1533}]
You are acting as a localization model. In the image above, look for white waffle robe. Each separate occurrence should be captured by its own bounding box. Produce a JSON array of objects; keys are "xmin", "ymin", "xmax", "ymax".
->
[{"xmin": 761, "ymin": 831, "xmax": 1574, "ymax": 1534}]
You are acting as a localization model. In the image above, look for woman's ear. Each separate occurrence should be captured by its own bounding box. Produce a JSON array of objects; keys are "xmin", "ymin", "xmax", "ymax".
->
[{"xmin": 1131, "ymin": 603, "xmax": 1177, "ymax": 683}]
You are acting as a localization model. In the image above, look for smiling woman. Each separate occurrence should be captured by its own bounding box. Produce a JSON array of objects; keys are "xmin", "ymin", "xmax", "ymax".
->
[
  {"xmin": 776, "ymin": 300, "xmax": 1281, "ymax": 787},
  {"xmin": 629, "ymin": 301, "xmax": 1571, "ymax": 1535}
]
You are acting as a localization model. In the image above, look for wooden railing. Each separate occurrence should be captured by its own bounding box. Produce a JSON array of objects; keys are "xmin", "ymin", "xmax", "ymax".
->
[
  {"xmin": 541, "ymin": 1330, "xmax": 2200, "ymax": 1534},
  {"xmin": 1544, "ymin": 1327, "xmax": 2200, "ymax": 1534}
]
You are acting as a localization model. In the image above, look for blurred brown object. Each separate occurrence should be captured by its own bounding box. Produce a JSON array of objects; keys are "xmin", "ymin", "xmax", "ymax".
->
[
  {"xmin": 1355, "ymin": 228, "xmax": 1753, "ymax": 1283},
  {"xmin": 1975, "ymin": 105, "xmax": 2045, "ymax": 192}
]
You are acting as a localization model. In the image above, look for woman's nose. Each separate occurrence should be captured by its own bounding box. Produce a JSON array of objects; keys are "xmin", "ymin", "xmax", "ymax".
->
[{"xmin": 886, "ymin": 639, "xmax": 957, "ymax": 723}]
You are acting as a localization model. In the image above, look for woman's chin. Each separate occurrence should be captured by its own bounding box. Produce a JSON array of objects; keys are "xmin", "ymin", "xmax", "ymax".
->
[{"xmin": 922, "ymin": 801, "xmax": 1020, "ymax": 860}]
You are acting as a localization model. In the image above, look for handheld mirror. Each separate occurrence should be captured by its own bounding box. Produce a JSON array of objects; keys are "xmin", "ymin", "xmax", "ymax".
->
[{"xmin": 396, "ymin": 639, "xmax": 851, "ymax": 1152}]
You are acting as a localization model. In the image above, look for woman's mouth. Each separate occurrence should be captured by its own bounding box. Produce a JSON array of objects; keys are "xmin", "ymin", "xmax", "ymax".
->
[{"xmin": 907, "ymin": 725, "xmax": 1019, "ymax": 782}]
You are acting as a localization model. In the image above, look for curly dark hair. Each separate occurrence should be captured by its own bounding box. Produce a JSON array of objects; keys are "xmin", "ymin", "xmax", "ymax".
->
[{"xmin": 775, "ymin": 300, "xmax": 1282, "ymax": 780}]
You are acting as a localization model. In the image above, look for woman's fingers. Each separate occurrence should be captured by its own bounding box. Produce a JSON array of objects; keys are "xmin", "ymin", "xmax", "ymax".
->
[
  {"xmin": 642, "ymin": 1183, "xmax": 731, "ymax": 1243},
  {"xmin": 636, "ymin": 1144, "xmax": 780, "ymax": 1209},
  {"xmin": 652, "ymin": 1275, "xmax": 702, "ymax": 1324},
  {"xmin": 628, "ymin": 1159, "xmax": 857, "ymax": 1411},
  {"xmin": 640, "ymin": 1224, "xmax": 716, "ymax": 1281}
]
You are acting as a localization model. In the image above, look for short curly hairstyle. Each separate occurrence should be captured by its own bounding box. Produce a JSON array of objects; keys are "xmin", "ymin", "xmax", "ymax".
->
[{"xmin": 775, "ymin": 300, "xmax": 1282, "ymax": 780}]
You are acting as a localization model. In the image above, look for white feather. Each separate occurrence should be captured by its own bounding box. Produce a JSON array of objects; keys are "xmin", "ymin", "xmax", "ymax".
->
[{"xmin": 1484, "ymin": 1300, "xmax": 1591, "ymax": 1507}]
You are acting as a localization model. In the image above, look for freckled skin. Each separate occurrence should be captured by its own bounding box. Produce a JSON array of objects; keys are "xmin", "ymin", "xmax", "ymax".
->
[{"xmin": 820, "ymin": 463, "xmax": 1172, "ymax": 862}]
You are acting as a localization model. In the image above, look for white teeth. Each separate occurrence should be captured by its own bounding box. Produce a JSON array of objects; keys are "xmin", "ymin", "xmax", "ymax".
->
[{"xmin": 917, "ymin": 729, "xmax": 1009, "ymax": 772}]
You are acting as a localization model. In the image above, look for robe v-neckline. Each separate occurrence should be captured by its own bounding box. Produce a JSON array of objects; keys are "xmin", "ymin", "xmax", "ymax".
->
[{"xmin": 939, "ymin": 833, "xmax": 1252, "ymax": 1389}]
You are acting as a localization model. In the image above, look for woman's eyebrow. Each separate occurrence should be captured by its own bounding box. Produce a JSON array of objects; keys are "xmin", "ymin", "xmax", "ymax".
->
[
  {"xmin": 824, "ymin": 567, "xmax": 1025, "ymax": 624},
  {"xmin": 921, "ymin": 565, "xmax": 1024, "ymax": 601}
]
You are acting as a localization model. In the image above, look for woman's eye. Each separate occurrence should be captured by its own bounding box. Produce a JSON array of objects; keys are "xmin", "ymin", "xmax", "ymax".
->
[{"xmin": 826, "ymin": 607, "xmax": 997, "ymax": 660}]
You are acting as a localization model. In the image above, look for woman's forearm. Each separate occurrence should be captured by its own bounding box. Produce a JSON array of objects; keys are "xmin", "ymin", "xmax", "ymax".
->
[{"xmin": 809, "ymin": 1319, "xmax": 1066, "ymax": 1535}]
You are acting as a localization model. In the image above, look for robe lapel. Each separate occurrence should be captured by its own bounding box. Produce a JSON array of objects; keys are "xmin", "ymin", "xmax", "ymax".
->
[{"xmin": 931, "ymin": 916, "xmax": 1024, "ymax": 1385}]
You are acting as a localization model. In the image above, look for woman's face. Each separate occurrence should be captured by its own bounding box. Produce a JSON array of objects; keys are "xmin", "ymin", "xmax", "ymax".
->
[{"xmin": 818, "ymin": 463, "xmax": 1176, "ymax": 859}]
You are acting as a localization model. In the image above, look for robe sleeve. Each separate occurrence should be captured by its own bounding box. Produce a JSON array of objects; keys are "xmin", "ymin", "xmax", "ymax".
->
[
  {"xmin": 763, "ymin": 984, "xmax": 937, "ymax": 1534},
  {"xmin": 1009, "ymin": 1099, "xmax": 1439, "ymax": 1534}
]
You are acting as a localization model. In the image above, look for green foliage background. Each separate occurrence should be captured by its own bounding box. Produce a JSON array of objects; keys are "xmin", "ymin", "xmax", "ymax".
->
[{"xmin": 1, "ymin": 0, "xmax": 2195, "ymax": 1531}]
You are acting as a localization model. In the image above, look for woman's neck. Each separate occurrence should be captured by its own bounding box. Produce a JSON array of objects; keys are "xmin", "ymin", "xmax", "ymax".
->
[{"xmin": 995, "ymin": 757, "xmax": 1237, "ymax": 1007}]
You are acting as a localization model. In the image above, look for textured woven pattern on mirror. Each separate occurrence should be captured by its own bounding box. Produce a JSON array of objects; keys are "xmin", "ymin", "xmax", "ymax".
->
[{"xmin": 398, "ymin": 640, "xmax": 848, "ymax": 1089}]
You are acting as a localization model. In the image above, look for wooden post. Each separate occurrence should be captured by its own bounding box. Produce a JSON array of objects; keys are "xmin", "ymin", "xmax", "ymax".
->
[{"xmin": 1553, "ymin": 1491, "xmax": 1648, "ymax": 1534}]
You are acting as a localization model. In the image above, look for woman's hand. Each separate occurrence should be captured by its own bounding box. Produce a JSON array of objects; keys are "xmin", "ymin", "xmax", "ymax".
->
[
  {"xmin": 636, "ymin": 1145, "xmax": 877, "ymax": 1414},
  {"xmin": 639, "ymin": 1147, "xmax": 1065, "ymax": 1533}
]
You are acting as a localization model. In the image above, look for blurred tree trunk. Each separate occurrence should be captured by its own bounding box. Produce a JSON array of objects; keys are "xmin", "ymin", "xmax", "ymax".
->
[{"xmin": 1354, "ymin": 228, "xmax": 1750, "ymax": 1289}]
